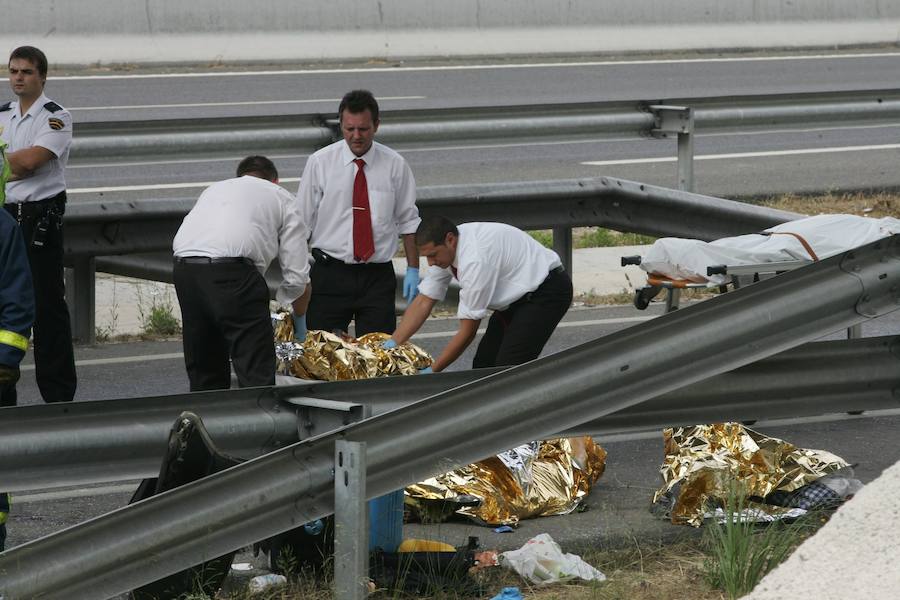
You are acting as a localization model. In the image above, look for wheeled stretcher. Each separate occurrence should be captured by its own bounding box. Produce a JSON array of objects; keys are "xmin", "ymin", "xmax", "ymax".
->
[{"xmin": 623, "ymin": 213, "xmax": 900, "ymax": 314}]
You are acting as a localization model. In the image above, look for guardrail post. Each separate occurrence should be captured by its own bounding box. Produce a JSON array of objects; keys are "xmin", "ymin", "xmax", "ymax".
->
[
  {"xmin": 334, "ymin": 439, "xmax": 368, "ymax": 600},
  {"xmin": 552, "ymin": 226, "xmax": 573, "ymax": 275},
  {"xmin": 65, "ymin": 257, "xmax": 96, "ymax": 344},
  {"xmin": 649, "ymin": 105, "xmax": 695, "ymax": 192}
]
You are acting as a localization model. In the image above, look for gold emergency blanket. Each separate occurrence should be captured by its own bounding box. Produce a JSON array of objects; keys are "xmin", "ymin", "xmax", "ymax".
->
[
  {"xmin": 273, "ymin": 314, "xmax": 432, "ymax": 381},
  {"xmin": 654, "ymin": 422, "xmax": 848, "ymax": 526},
  {"xmin": 406, "ymin": 437, "xmax": 607, "ymax": 526}
]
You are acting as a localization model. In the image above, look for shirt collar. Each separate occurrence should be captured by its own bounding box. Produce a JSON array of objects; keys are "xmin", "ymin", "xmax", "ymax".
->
[
  {"xmin": 341, "ymin": 140, "xmax": 377, "ymax": 167},
  {"xmin": 15, "ymin": 93, "xmax": 49, "ymax": 120}
]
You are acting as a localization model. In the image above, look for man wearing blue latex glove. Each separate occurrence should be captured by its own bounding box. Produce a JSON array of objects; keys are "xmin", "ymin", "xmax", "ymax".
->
[
  {"xmin": 292, "ymin": 313, "xmax": 307, "ymax": 342},
  {"xmin": 403, "ymin": 266, "xmax": 420, "ymax": 304},
  {"xmin": 173, "ymin": 156, "xmax": 311, "ymax": 390},
  {"xmin": 297, "ymin": 90, "xmax": 420, "ymax": 336},
  {"xmin": 387, "ymin": 216, "xmax": 572, "ymax": 373}
]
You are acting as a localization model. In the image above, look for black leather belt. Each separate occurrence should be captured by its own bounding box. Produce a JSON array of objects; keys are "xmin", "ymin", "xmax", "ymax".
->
[{"xmin": 175, "ymin": 256, "xmax": 253, "ymax": 266}]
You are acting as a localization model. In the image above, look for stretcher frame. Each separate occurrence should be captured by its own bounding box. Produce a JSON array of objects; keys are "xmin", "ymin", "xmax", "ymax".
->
[{"xmin": 621, "ymin": 254, "xmax": 861, "ymax": 338}]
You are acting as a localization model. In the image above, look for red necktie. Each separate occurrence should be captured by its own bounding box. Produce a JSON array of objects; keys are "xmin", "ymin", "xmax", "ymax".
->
[{"xmin": 352, "ymin": 158, "xmax": 375, "ymax": 262}]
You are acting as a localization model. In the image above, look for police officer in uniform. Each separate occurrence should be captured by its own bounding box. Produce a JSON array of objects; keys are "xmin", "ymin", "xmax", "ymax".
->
[{"xmin": 0, "ymin": 46, "xmax": 76, "ymax": 406}]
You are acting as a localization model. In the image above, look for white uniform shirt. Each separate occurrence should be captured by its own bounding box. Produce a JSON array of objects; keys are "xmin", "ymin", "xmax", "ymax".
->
[
  {"xmin": 297, "ymin": 139, "xmax": 420, "ymax": 264},
  {"xmin": 0, "ymin": 93, "xmax": 72, "ymax": 203},
  {"xmin": 418, "ymin": 222, "xmax": 563, "ymax": 321},
  {"xmin": 173, "ymin": 175, "xmax": 310, "ymax": 306}
]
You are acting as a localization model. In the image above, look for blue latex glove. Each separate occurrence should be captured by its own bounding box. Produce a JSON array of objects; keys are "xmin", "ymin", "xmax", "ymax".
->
[
  {"xmin": 292, "ymin": 313, "xmax": 307, "ymax": 342},
  {"xmin": 382, "ymin": 338, "xmax": 398, "ymax": 350},
  {"xmin": 418, "ymin": 366, "xmax": 433, "ymax": 374},
  {"xmin": 403, "ymin": 267, "xmax": 420, "ymax": 303}
]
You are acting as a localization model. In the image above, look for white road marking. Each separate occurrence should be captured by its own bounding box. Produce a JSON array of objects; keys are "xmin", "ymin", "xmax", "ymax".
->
[
  {"xmin": 67, "ymin": 152, "xmax": 306, "ymax": 169},
  {"xmin": 13, "ymin": 484, "xmax": 138, "ymax": 503},
  {"xmin": 70, "ymin": 96, "xmax": 425, "ymax": 111},
  {"xmin": 68, "ymin": 177, "xmax": 300, "ymax": 194},
  {"xmin": 20, "ymin": 316, "xmax": 653, "ymax": 371},
  {"xmin": 582, "ymin": 143, "xmax": 900, "ymax": 166},
  {"xmin": 55, "ymin": 52, "xmax": 900, "ymax": 80}
]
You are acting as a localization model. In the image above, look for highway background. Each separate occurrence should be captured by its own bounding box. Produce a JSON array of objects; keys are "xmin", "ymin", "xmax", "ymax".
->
[{"xmin": 4, "ymin": 49, "xmax": 900, "ymax": 581}]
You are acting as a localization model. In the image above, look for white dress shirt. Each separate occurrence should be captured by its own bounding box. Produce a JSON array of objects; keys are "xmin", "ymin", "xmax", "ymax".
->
[
  {"xmin": 418, "ymin": 222, "xmax": 563, "ymax": 321},
  {"xmin": 173, "ymin": 175, "xmax": 310, "ymax": 305},
  {"xmin": 297, "ymin": 139, "xmax": 420, "ymax": 264},
  {"xmin": 0, "ymin": 93, "xmax": 72, "ymax": 203}
]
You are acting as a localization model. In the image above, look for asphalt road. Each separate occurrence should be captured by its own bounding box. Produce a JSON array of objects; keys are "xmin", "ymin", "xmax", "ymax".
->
[{"xmin": 38, "ymin": 50, "xmax": 900, "ymax": 202}]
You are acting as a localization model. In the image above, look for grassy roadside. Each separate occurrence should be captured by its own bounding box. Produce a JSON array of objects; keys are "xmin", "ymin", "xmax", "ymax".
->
[{"xmin": 214, "ymin": 514, "xmax": 827, "ymax": 600}]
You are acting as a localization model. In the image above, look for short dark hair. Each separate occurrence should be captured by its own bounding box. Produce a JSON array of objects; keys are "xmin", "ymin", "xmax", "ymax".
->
[
  {"xmin": 416, "ymin": 216, "xmax": 459, "ymax": 247},
  {"xmin": 338, "ymin": 90, "xmax": 379, "ymax": 123},
  {"xmin": 236, "ymin": 155, "xmax": 278, "ymax": 182},
  {"xmin": 9, "ymin": 46, "xmax": 48, "ymax": 78}
]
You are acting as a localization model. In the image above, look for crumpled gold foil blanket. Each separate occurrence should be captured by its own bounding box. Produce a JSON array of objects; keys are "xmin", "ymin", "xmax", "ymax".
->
[
  {"xmin": 653, "ymin": 422, "xmax": 848, "ymax": 526},
  {"xmin": 406, "ymin": 437, "xmax": 607, "ymax": 526},
  {"xmin": 272, "ymin": 313, "xmax": 432, "ymax": 381}
]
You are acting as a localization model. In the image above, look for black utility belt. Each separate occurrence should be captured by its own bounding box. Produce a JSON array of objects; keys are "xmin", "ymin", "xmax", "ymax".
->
[
  {"xmin": 175, "ymin": 256, "xmax": 254, "ymax": 266},
  {"xmin": 312, "ymin": 248, "xmax": 389, "ymax": 268},
  {"xmin": 5, "ymin": 191, "xmax": 67, "ymax": 218}
]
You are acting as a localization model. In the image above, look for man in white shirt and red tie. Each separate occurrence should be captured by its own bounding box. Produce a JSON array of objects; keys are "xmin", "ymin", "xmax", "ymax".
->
[
  {"xmin": 173, "ymin": 156, "xmax": 311, "ymax": 391},
  {"xmin": 297, "ymin": 89, "xmax": 421, "ymax": 336},
  {"xmin": 387, "ymin": 216, "xmax": 574, "ymax": 372}
]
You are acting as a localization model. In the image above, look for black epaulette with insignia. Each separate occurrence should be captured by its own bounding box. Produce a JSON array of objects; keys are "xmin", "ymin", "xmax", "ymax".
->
[
  {"xmin": 0, "ymin": 102, "xmax": 11, "ymax": 112},
  {"xmin": 43, "ymin": 101, "xmax": 63, "ymax": 113}
]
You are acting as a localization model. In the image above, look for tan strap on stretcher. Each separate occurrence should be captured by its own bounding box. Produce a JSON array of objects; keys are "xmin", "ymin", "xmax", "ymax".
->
[{"xmin": 761, "ymin": 231, "xmax": 820, "ymax": 261}]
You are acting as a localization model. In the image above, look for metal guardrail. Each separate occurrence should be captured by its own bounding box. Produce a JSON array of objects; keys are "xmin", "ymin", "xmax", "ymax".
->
[
  {"xmin": 1, "ymin": 335, "xmax": 897, "ymax": 492},
  {"xmin": 62, "ymin": 87, "xmax": 900, "ymax": 342},
  {"xmin": 64, "ymin": 176, "xmax": 801, "ymax": 342},
  {"xmin": 70, "ymin": 89, "xmax": 900, "ymax": 158},
  {"xmin": 3, "ymin": 235, "xmax": 898, "ymax": 598}
]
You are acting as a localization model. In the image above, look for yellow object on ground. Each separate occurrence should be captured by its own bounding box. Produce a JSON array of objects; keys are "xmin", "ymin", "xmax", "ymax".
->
[{"xmin": 398, "ymin": 538, "xmax": 457, "ymax": 553}]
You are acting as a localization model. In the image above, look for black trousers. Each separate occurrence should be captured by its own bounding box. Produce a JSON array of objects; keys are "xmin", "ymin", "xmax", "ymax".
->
[
  {"xmin": 472, "ymin": 268, "xmax": 573, "ymax": 368},
  {"xmin": 1, "ymin": 196, "xmax": 76, "ymax": 406},
  {"xmin": 173, "ymin": 261, "xmax": 275, "ymax": 391},
  {"xmin": 306, "ymin": 250, "xmax": 396, "ymax": 336}
]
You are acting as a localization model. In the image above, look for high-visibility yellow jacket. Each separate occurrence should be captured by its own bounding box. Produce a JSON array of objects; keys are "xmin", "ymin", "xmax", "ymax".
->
[{"xmin": 0, "ymin": 194, "xmax": 34, "ymax": 368}]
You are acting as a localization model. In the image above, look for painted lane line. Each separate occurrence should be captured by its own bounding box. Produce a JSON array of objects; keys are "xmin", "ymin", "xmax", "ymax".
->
[
  {"xmin": 20, "ymin": 315, "xmax": 654, "ymax": 371},
  {"xmin": 19, "ymin": 352, "xmax": 185, "ymax": 372},
  {"xmin": 68, "ymin": 177, "xmax": 300, "ymax": 194},
  {"xmin": 55, "ymin": 52, "xmax": 900, "ymax": 80},
  {"xmin": 68, "ymin": 152, "xmax": 306, "ymax": 170},
  {"xmin": 14, "ymin": 484, "xmax": 138, "ymax": 503},
  {"xmin": 581, "ymin": 143, "xmax": 900, "ymax": 167},
  {"xmin": 70, "ymin": 95, "xmax": 425, "ymax": 111}
]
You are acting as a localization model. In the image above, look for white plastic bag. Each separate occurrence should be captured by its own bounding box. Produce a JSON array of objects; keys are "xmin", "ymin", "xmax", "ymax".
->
[{"xmin": 499, "ymin": 533, "xmax": 606, "ymax": 585}]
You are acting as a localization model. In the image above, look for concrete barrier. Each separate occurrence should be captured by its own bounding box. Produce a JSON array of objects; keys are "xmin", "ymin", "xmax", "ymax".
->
[{"xmin": 1, "ymin": 1, "xmax": 898, "ymax": 65}]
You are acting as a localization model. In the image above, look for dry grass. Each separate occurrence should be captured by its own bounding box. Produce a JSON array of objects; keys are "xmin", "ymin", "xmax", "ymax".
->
[
  {"xmin": 757, "ymin": 190, "xmax": 900, "ymax": 218},
  {"xmin": 217, "ymin": 540, "xmax": 724, "ymax": 600}
]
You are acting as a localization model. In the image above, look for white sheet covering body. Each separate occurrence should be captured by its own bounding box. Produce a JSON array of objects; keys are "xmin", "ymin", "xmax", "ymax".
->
[{"xmin": 640, "ymin": 214, "xmax": 900, "ymax": 285}]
